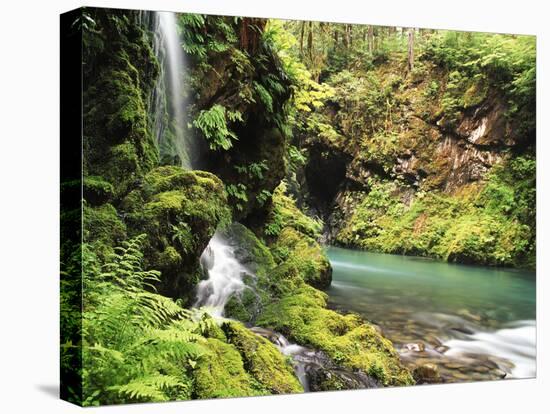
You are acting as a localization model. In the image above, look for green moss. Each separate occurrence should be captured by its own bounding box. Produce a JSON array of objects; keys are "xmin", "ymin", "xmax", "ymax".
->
[
  {"xmin": 122, "ymin": 166, "xmax": 232, "ymax": 300},
  {"xmin": 336, "ymin": 164, "xmax": 535, "ymax": 268},
  {"xmin": 262, "ymin": 183, "xmax": 332, "ymax": 289},
  {"xmin": 83, "ymin": 11, "xmax": 159, "ymax": 200},
  {"xmin": 83, "ymin": 175, "xmax": 114, "ymax": 205},
  {"xmin": 264, "ymin": 182, "xmax": 323, "ymax": 239},
  {"xmin": 222, "ymin": 322, "xmax": 303, "ymax": 394},
  {"xmin": 193, "ymin": 338, "xmax": 266, "ymax": 399},
  {"xmin": 256, "ymin": 286, "xmax": 414, "ymax": 386},
  {"xmin": 272, "ymin": 227, "xmax": 332, "ymax": 289},
  {"xmin": 220, "ymin": 223, "xmax": 275, "ymax": 274},
  {"xmin": 83, "ymin": 203, "xmax": 126, "ymax": 257}
]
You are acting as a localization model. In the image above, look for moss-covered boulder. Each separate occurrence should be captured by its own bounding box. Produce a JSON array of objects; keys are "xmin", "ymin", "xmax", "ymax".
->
[
  {"xmin": 222, "ymin": 322, "xmax": 303, "ymax": 394},
  {"xmin": 256, "ymin": 285, "xmax": 414, "ymax": 387},
  {"xmin": 272, "ymin": 227, "xmax": 332, "ymax": 289},
  {"xmin": 83, "ymin": 9, "xmax": 160, "ymax": 200},
  {"xmin": 193, "ymin": 338, "xmax": 265, "ymax": 399},
  {"xmin": 83, "ymin": 202, "xmax": 127, "ymax": 258},
  {"xmin": 220, "ymin": 223, "xmax": 275, "ymax": 274},
  {"xmin": 264, "ymin": 183, "xmax": 332, "ymax": 289},
  {"xmin": 193, "ymin": 321, "xmax": 303, "ymax": 399},
  {"xmin": 122, "ymin": 166, "xmax": 231, "ymax": 301}
]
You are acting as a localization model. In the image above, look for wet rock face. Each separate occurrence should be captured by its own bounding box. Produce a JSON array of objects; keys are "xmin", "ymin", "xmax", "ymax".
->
[
  {"xmin": 250, "ymin": 327, "xmax": 380, "ymax": 392},
  {"xmin": 456, "ymin": 95, "xmax": 519, "ymax": 147},
  {"xmin": 433, "ymin": 136, "xmax": 503, "ymax": 192}
]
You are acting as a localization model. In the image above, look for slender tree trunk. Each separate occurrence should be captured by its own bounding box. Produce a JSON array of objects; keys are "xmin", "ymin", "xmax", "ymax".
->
[
  {"xmin": 300, "ymin": 21, "xmax": 305, "ymax": 56},
  {"xmin": 307, "ymin": 21, "xmax": 313, "ymax": 62},
  {"xmin": 408, "ymin": 28, "xmax": 415, "ymax": 72},
  {"xmin": 344, "ymin": 24, "xmax": 351, "ymax": 49},
  {"xmin": 368, "ymin": 25, "xmax": 374, "ymax": 53}
]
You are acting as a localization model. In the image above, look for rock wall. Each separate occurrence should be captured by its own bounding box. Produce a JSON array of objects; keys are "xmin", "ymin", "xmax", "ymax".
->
[{"xmin": 298, "ymin": 58, "xmax": 535, "ymax": 267}]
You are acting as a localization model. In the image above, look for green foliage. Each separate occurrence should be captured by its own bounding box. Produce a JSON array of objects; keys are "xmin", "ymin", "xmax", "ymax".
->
[
  {"xmin": 424, "ymin": 32, "xmax": 535, "ymax": 133},
  {"xmin": 193, "ymin": 104, "xmax": 243, "ymax": 150},
  {"xmin": 254, "ymin": 81, "xmax": 274, "ymax": 113},
  {"xmin": 264, "ymin": 182, "xmax": 323, "ymax": 238},
  {"xmin": 170, "ymin": 221, "xmax": 194, "ymax": 254},
  {"xmin": 234, "ymin": 160, "xmax": 269, "ymax": 180},
  {"xmin": 256, "ymin": 285, "xmax": 414, "ymax": 386},
  {"xmin": 337, "ymin": 156, "xmax": 535, "ymax": 268},
  {"xmin": 226, "ymin": 183, "xmax": 248, "ymax": 212},
  {"xmin": 328, "ymin": 70, "xmax": 396, "ymax": 139},
  {"xmin": 82, "ymin": 236, "xmax": 205, "ymax": 405}
]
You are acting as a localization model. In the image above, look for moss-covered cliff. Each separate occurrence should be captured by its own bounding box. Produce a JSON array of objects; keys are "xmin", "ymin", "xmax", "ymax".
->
[{"xmin": 294, "ymin": 33, "xmax": 535, "ymax": 268}]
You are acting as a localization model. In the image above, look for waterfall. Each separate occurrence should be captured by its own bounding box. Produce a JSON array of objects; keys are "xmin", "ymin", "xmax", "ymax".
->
[
  {"xmin": 194, "ymin": 230, "xmax": 380, "ymax": 392},
  {"xmin": 141, "ymin": 11, "xmax": 197, "ymax": 168},
  {"xmin": 194, "ymin": 232, "xmax": 251, "ymax": 317}
]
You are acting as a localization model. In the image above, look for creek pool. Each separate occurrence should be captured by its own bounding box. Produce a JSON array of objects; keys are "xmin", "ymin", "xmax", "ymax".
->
[{"xmin": 326, "ymin": 246, "xmax": 536, "ymax": 382}]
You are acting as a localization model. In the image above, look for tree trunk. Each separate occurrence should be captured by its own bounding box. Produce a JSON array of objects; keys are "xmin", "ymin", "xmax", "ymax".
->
[
  {"xmin": 368, "ymin": 25, "xmax": 374, "ymax": 53},
  {"xmin": 308, "ymin": 21, "xmax": 313, "ymax": 62},
  {"xmin": 408, "ymin": 28, "xmax": 415, "ymax": 72},
  {"xmin": 344, "ymin": 24, "xmax": 351, "ymax": 49},
  {"xmin": 300, "ymin": 21, "xmax": 305, "ymax": 56}
]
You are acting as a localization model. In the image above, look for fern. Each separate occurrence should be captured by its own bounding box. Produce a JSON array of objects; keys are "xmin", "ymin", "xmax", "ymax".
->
[
  {"xmin": 226, "ymin": 183, "xmax": 248, "ymax": 212},
  {"xmin": 192, "ymin": 104, "xmax": 242, "ymax": 150},
  {"xmin": 81, "ymin": 236, "xmax": 206, "ymax": 405},
  {"xmin": 109, "ymin": 374, "xmax": 187, "ymax": 402},
  {"xmin": 253, "ymin": 81, "xmax": 274, "ymax": 113}
]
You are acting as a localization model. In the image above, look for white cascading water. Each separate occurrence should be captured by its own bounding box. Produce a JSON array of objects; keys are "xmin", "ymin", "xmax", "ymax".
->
[
  {"xmin": 144, "ymin": 11, "xmax": 197, "ymax": 168},
  {"xmin": 195, "ymin": 233, "xmax": 380, "ymax": 392},
  {"xmin": 443, "ymin": 320, "xmax": 536, "ymax": 378},
  {"xmin": 194, "ymin": 232, "xmax": 250, "ymax": 318}
]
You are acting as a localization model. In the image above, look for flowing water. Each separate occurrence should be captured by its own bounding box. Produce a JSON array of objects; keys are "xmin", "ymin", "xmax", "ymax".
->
[
  {"xmin": 326, "ymin": 246, "xmax": 536, "ymax": 382},
  {"xmin": 194, "ymin": 232, "xmax": 252, "ymax": 318},
  {"xmin": 194, "ymin": 232, "xmax": 379, "ymax": 391},
  {"xmin": 141, "ymin": 11, "xmax": 197, "ymax": 168}
]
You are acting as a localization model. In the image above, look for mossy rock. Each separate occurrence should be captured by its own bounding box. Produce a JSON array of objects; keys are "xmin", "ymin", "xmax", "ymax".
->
[
  {"xmin": 193, "ymin": 338, "xmax": 266, "ymax": 399},
  {"xmin": 257, "ymin": 285, "xmax": 414, "ymax": 387},
  {"xmin": 215, "ymin": 222, "xmax": 275, "ymax": 323},
  {"xmin": 272, "ymin": 227, "xmax": 332, "ymax": 290},
  {"xmin": 83, "ymin": 176, "xmax": 115, "ymax": 205},
  {"xmin": 122, "ymin": 166, "xmax": 231, "ymax": 301},
  {"xmin": 222, "ymin": 321, "xmax": 303, "ymax": 394},
  {"xmin": 220, "ymin": 222, "xmax": 275, "ymax": 274},
  {"xmin": 224, "ymin": 289, "xmax": 261, "ymax": 323},
  {"xmin": 83, "ymin": 10, "xmax": 160, "ymax": 200},
  {"xmin": 264, "ymin": 182, "xmax": 324, "ymax": 239},
  {"xmin": 83, "ymin": 203, "xmax": 127, "ymax": 258}
]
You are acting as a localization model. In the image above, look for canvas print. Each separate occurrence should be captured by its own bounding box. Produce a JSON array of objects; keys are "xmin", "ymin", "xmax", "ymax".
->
[{"xmin": 60, "ymin": 6, "xmax": 536, "ymax": 406}]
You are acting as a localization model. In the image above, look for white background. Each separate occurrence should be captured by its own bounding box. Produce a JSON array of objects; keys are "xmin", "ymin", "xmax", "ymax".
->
[{"xmin": 0, "ymin": 0, "xmax": 548, "ymax": 412}]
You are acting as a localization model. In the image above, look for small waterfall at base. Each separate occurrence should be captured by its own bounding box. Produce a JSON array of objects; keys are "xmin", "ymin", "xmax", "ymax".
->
[
  {"xmin": 195, "ymin": 230, "xmax": 380, "ymax": 392},
  {"xmin": 140, "ymin": 11, "xmax": 198, "ymax": 169},
  {"xmin": 194, "ymin": 232, "xmax": 251, "ymax": 318},
  {"xmin": 250, "ymin": 327, "xmax": 380, "ymax": 392}
]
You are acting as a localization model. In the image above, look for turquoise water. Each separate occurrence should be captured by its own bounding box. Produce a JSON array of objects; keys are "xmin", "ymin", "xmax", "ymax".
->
[{"xmin": 326, "ymin": 247, "xmax": 536, "ymax": 381}]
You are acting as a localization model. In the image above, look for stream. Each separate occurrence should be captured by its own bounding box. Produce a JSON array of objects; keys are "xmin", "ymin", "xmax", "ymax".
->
[
  {"xmin": 195, "ymin": 231, "xmax": 380, "ymax": 391},
  {"xmin": 326, "ymin": 246, "xmax": 536, "ymax": 382}
]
